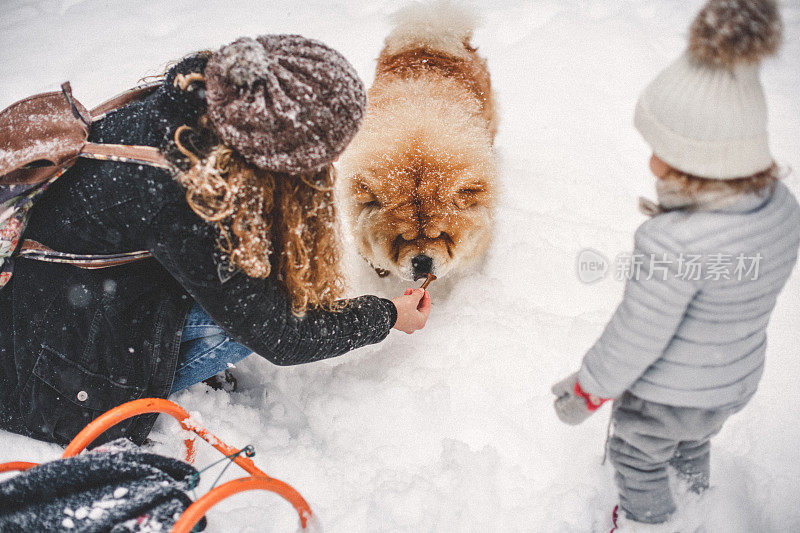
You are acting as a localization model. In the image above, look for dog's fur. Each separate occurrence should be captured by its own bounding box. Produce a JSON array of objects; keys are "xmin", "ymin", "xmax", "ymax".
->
[{"xmin": 338, "ymin": 2, "xmax": 498, "ymax": 280}]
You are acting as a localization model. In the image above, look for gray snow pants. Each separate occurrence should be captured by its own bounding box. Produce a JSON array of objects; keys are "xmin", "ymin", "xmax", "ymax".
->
[{"xmin": 608, "ymin": 392, "xmax": 742, "ymax": 524}]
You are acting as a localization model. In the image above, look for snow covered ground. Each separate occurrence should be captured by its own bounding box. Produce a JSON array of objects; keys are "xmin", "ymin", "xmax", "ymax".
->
[{"xmin": 2, "ymin": 0, "xmax": 800, "ymax": 531}]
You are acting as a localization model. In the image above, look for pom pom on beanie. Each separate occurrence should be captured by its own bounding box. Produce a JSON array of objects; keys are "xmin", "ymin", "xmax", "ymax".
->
[{"xmin": 689, "ymin": 0, "xmax": 783, "ymax": 69}]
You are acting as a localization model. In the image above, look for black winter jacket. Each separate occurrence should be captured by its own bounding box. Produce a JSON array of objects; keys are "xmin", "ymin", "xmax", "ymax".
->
[{"xmin": 0, "ymin": 57, "xmax": 397, "ymax": 445}]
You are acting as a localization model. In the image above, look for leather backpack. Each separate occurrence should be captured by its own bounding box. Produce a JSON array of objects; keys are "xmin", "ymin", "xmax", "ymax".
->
[{"xmin": 0, "ymin": 82, "xmax": 172, "ymax": 288}]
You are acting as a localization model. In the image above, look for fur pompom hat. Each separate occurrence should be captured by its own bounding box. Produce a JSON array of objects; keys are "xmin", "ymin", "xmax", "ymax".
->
[
  {"xmin": 204, "ymin": 34, "xmax": 366, "ymax": 174},
  {"xmin": 634, "ymin": 0, "xmax": 783, "ymax": 179}
]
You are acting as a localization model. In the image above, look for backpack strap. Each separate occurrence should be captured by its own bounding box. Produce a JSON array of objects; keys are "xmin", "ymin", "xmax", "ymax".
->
[
  {"xmin": 80, "ymin": 81, "xmax": 171, "ymax": 168},
  {"xmin": 90, "ymin": 82, "xmax": 161, "ymax": 121},
  {"xmin": 7, "ymin": 81, "xmax": 168, "ymax": 272},
  {"xmin": 18, "ymin": 240, "xmax": 152, "ymax": 269},
  {"xmin": 80, "ymin": 142, "xmax": 171, "ymax": 169}
]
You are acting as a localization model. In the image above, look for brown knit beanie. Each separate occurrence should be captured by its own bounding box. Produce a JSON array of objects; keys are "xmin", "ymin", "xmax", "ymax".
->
[{"xmin": 204, "ymin": 34, "xmax": 366, "ymax": 174}]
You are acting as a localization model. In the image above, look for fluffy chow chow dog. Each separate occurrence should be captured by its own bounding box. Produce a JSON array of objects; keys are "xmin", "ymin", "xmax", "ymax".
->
[{"xmin": 338, "ymin": 2, "xmax": 498, "ymax": 281}]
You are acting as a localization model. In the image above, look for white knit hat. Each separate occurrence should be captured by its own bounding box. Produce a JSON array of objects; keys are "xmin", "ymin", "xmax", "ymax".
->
[{"xmin": 634, "ymin": 0, "xmax": 783, "ymax": 180}]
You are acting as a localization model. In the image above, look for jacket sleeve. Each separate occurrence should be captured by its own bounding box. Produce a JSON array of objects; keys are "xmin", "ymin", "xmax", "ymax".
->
[
  {"xmin": 577, "ymin": 223, "xmax": 701, "ymax": 399},
  {"xmin": 147, "ymin": 200, "xmax": 397, "ymax": 366}
]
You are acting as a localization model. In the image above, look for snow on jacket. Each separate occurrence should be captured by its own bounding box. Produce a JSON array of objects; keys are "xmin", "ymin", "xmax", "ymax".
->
[
  {"xmin": 578, "ymin": 181, "xmax": 800, "ymax": 409},
  {"xmin": 0, "ymin": 55, "xmax": 397, "ymax": 445}
]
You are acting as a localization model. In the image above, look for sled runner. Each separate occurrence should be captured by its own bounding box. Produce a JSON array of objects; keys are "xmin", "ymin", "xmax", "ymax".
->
[
  {"xmin": 0, "ymin": 398, "xmax": 314, "ymax": 532},
  {"xmin": 0, "ymin": 82, "xmax": 168, "ymax": 288}
]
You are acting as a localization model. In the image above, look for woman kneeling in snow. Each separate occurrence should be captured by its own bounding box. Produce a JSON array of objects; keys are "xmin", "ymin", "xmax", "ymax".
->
[{"xmin": 0, "ymin": 35, "xmax": 430, "ymax": 445}]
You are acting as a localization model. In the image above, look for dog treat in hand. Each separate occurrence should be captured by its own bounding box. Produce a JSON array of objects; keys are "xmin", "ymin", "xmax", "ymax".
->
[{"xmin": 419, "ymin": 273, "xmax": 437, "ymax": 290}]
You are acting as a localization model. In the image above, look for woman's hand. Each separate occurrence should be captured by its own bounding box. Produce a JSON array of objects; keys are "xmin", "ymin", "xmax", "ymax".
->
[{"xmin": 391, "ymin": 288, "xmax": 431, "ymax": 334}]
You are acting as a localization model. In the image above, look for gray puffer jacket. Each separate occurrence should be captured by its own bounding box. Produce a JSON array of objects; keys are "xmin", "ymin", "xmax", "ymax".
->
[{"xmin": 578, "ymin": 181, "xmax": 800, "ymax": 409}]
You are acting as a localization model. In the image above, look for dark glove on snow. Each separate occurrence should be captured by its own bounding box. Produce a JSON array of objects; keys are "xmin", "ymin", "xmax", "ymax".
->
[{"xmin": 551, "ymin": 372, "xmax": 608, "ymax": 425}]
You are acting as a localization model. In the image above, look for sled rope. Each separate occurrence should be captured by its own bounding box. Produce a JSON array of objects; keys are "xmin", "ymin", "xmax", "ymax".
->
[
  {"xmin": 602, "ymin": 409, "xmax": 613, "ymax": 465},
  {"xmin": 187, "ymin": 445, "xmax": 256, "ymax": 496}
]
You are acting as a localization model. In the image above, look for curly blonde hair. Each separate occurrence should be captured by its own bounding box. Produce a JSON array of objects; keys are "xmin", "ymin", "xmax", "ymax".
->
[
  {"xmin": 660, "ymin": 163, "xmax": 779, "ymax": 199},
  {"xmin": 172, "ymin": 119, "xmax": 346, "ymax": 315}
]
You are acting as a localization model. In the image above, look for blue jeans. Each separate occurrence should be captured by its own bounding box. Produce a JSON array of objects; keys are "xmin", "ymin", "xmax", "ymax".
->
[{"xmin": 170, "ymin": 303, "xmax": 253, "ymax": 394}]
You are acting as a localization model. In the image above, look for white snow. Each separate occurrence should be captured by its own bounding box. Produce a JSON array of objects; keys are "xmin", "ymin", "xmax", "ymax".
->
[{"xmin": 2, "ymin": 0, "xmax": 800, "ymax": 531}]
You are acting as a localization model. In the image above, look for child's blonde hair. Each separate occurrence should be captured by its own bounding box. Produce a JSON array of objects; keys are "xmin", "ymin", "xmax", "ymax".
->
[{"xmin": 660, "ymin": 163, "xmax": 779, "ymax": 200}]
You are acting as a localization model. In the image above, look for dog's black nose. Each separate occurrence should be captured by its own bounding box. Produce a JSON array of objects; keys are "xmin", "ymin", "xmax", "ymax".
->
[{"xmin": 411, "ymin": 254, "xmax": 433, "ymax": 280}]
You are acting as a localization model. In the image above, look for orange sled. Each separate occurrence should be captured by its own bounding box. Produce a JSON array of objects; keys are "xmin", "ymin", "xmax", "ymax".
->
[{"xmin": 0, "ymin": 398, "xmax": 314, "ymax": 532}]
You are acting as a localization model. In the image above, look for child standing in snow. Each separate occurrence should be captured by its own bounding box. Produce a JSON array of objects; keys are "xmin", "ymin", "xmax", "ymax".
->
[{"xmin": 552, "ymin": 0, "xmax": 799, "ymax": 529}]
